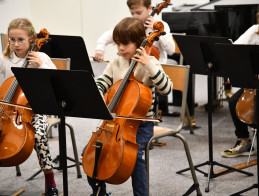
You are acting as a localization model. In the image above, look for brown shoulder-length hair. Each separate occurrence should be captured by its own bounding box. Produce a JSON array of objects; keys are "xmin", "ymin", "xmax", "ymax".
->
[
  {"xmin": 3, "ymin": 18, "xmax": 37, "ymax": 58},
  {"xmin": 113, "ymin": 17, "xmax": 146, "ymax": 48},
  {"xmin": 257, "ymin": 11, "xmax": 259, "ymax": 34}
]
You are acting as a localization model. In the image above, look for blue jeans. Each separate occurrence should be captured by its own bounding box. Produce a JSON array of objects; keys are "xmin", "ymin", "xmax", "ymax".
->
[{"xmin": 87, "ymin": 121, "xmax": 154, "ymax": 196}]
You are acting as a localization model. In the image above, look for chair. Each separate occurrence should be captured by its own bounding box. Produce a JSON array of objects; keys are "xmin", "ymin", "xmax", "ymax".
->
[
  {"xmin": 0, "ymin": 33, "xmax": 8, "ymax": 51},
  {"xmin": 145, "ymin": 64, "xmax": 202, "ymax": 196},
  {"xmin": 155, "ymin": 33, "xmax": 193, "ymax": 134},
  {"xmin": 172, "ymin": 33, "xmax": 184, "ymax": 65}
]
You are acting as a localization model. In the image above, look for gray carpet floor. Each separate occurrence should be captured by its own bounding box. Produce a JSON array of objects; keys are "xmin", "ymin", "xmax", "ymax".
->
[{"xmin": 0, "ymin": 62, "xmax": 257, "ymax": 196}]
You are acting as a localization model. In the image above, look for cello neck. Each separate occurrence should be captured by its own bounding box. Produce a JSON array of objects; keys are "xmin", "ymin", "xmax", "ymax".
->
[
  {"xmin": 150, "ymin": 0, "xmax": 170, "ymax": 17},
  {"xmin": 3, "ymin": 44, "xmax": 36, "ymax": 102},
  {"xmin": 150, "ymin": 7, "xmax": 158, "ymax": 17},
  {"xmin": 21, "ymin": 44, "xmax": 36, "ymax": 68}
]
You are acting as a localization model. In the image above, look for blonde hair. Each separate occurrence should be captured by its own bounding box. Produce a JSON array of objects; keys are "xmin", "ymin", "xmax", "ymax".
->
[{"xmin": 3, "ymin": 18, "xmax": 37, "ymax": 58}]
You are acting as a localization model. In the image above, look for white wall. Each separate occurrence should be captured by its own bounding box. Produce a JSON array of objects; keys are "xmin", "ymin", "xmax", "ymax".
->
[
  {"xmin": 0, "ymin": 0, "xmax": 31, "ymax": 34},
  {"xmin": 0, "ymin": 0, "xmax": 31, "ymax": 53},
  {"xmin": 0, "ymin": 0, "xmax": 209, "ymax": 58},
  {"xmin": 81, "ymin": 1, "xmax": 130, "ymax": 61},
  {"xmin": 30, "ymin": 0, "xmax": 83, "ymax": 36}
]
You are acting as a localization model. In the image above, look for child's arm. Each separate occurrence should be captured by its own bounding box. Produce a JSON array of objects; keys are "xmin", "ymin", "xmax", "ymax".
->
[
  {"xmin": 144, "ymin": 16, "xmax": 155, "ymax": 29},
  {"xmin": 27, "ymin": 51, "xmax": 43, "ymax": 67},
  {"xmin": 94, "ymin": 29, "xmax": 114, "ymax": 62},
  {"xmin": 96, "ymin": 61, "xmax": 114, "ymax": 96},
  {"xmin": 133, "ymin": 48, "xmax": 172, "ymax": 95},
  {"xmin": 157, "ymin": 21, "xmax": 175, "ymax": 56},
  {"xmin": 234, "ymin": 25, "xmax": 258, "ymax": 44},
  {"xmin": 32, "ymin": 52, "xmax": 56, "ymax": 69},
  {"xmin": 132, "ymin": 47, "xmax": 150, "ymax": 66}
]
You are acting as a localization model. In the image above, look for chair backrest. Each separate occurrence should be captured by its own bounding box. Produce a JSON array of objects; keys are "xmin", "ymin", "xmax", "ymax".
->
[
  {"xmin": 172, "ymin": 33, "xmax": 186, "ymax": 65},
  {"xmin": 172, "ymin": 36, "xmax": 181, "ymax": 54},
  {"xmin": 162, "ymin": 64, "xmax": 190, "ymax": 121},
  {"xmin": 1, "ymin": 33, "xmax": 8, "ymax": 51},
  {"xmin": 51, "ymin": 58, "xmax": 71, "ymax": 70}
]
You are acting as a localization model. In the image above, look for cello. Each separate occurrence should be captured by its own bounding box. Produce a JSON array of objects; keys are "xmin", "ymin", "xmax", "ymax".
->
[
  {"xmin": 236, "ymin": 89, "xmax": 256, "ymax": 124},
  {"xmin": 0, "ymin": 29, "xmax": 49, "ymax": 167},
  {"xmin": 146, "ymin": 0, "xmax": 171, "ymax": 60},
  {"xmin": 82, "ymin": 22, "xmax": 165, "ymax": 185}
]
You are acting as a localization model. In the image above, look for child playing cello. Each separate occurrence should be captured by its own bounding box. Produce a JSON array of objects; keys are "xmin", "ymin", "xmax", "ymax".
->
[
  {"xmin": 0, "ymin": 18, "xmax": 58, "ymax": 196},
  {"xmin": 85, "ymin": 17, "xmax": 173, "ymax": 196}
]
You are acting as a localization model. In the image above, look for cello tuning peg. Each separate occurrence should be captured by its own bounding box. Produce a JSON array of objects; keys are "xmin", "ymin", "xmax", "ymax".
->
[
  {"xmin": 154, "ymin": 36, "xmax": 160, "ymax": 41},
  {"xmin": 161, "ymin": 31, "xmax": 166, "ymax": 35}
]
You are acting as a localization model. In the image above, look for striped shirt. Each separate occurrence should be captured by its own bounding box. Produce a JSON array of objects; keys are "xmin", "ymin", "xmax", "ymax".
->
[{"xmin": 96, "ymin": 56, "xmax": 173, "ymax": 117}]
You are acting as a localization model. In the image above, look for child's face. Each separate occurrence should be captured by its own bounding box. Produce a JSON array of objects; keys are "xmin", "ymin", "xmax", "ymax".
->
[
  {"xmin": 129, "ymin": 5, "xmax": 152, "ymax": 23},
  {"xmin": 8, "ymin": 28, "xmax": 32, "ymax": 58},
  {"xmin": 117, "ymin": 42, "xmax": 137, "ymax": 60}
]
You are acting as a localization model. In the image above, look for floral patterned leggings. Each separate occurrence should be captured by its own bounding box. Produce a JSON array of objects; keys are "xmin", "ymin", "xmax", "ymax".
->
[{"xmin": 31, "ymin": 114, "xmax": 53, "ymax": 170}]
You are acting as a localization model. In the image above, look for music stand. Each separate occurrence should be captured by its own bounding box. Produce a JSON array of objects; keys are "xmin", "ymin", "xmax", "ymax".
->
[
  {"xmin": 215, "ymin": 43, "xmax": 259, "ymax": 196},
  {"xmin": 11, "ymin": 67, "xmax": 113, "ymax": 196},
  {"xmin": 40, "ymin": 34, "xmax": 94, "ymax": 75},
  {"xmin": 173, "ymin": 35, "xmax": 253, "ymax": 192}
]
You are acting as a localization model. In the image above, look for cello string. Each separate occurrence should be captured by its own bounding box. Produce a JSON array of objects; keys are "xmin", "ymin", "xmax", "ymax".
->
[
  {"xmin": 108, "ymin": 40, "xmax": 148, "ymax": 112},
  {"xmin": 3, "ymin": 48, "xmax": 31, "ymax": 103}
]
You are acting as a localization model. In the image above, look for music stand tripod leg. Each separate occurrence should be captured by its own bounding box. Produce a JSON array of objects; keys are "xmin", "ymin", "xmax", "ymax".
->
[
  {"xmin": 27, "ymin": 169, "xmax": 42, "ymax": 181},
  {"xmin": 176, "ymin": 71, "xmax": 253, "ymax": 193}
]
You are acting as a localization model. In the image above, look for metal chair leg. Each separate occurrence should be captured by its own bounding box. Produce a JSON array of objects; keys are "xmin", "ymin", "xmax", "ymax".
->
[
  {"xmin": 145, "ymin": 134, "xmax": 202, "ymax": 196},
  {"xmin": 65, "ymin": 123, "xmax": 82, "ymax": 178},
  {"xmin": 15, "ymin": 165, "xmax": 21, "ymax": 176},
  {"xmin": 247, "ymin": 128, "xmax": 257, "ymax": 164},
  {"xmin": 185, "ymin": 104, "xmax": 194, "ymax": 134},
  {"xmin": 174, "ymin": 133, "xmax": 202, "ymax": 196}
]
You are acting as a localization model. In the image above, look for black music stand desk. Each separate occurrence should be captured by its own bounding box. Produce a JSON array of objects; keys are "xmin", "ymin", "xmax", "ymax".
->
[
  {"xmin": 215, "ymin": 43, "xmax": 259, "ymax": 196},
  {"xmin": 173, "ymin": 35, "xmax": 253, "ymax": 192},
  {"xmin": 12, "ymin": 67, "xmax": 113, "ymax": 196},
  {"xmin": 40, "ymin": 34, "xmax": 94, "ymax": 75}
]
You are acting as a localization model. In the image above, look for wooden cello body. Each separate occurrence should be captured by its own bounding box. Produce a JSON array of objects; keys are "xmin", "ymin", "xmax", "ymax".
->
[
  {"xmin": 0, "ymin": 77, "xmax": 34, "ymax": 166},
  {"xmin": 83, "ymin": 79, "xmax": 152, "ymax": 184},
  {"xmin": 236, "ymin": 89, "xmax": 256, "ymax": 124},
  {"xmin": 0, "ymin": 29, "xmax": 49, "ymax": 166},
  {"xmin": 82, "ymin": 21, "xmax": 165, "ymax": 184}
]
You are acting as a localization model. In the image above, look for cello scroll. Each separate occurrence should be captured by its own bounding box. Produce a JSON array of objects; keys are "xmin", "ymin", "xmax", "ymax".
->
[{"xmin": 145, "ymin": 21, "xmax": 165, "ymax": 59}]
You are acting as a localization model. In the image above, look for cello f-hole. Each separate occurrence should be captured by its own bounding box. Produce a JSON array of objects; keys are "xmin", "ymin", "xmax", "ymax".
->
[{"xmin": 115, "ymin": 123, "xmax": 121, "ymax": 142}]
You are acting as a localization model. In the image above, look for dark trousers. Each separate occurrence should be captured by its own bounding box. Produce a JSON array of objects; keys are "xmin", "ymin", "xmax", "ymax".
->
[
  {"xmin": 228, "ymin": 88, "xmax": 249, "ymax": 138},
  {"xmin": 87, "ymin": 121, "xmax": 154, "ymax": 196}
]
